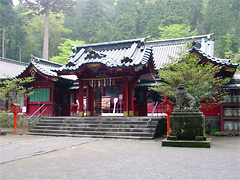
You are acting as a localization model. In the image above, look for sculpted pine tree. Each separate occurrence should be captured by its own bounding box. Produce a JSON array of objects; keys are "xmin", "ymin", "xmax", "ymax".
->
[{"xmin": 151, "ymin": 44, "xmax": 230, "ymax": 107}]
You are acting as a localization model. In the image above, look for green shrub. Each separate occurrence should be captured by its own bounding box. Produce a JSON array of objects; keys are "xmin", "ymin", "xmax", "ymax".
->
[
  {"xmin": 210, "ymin": 129, "xmax": 239, "ymax": 136},
  {"xmin": 0, "ymin": 111, "xmax": 14, "ymax": 128}
]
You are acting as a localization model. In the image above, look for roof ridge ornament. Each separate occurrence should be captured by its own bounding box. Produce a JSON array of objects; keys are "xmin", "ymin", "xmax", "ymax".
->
[
  {"xmin": 192, "ymin": 38, "xmax": 201, "ymax": 49},
  {"xmin": 121, "ymin": 56, "xmax": 133, "ymax": 64},
  {"xmin": 84, "ymin": 47, "xmax": 106, "ymax": 60}
]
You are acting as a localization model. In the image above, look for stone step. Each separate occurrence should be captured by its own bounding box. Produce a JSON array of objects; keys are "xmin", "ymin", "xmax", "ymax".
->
[
  {"xmin": 42, "ymin": 116, "xmax": 159, "ymax": 121},
  {"xmin": 39, "ymin": 118, "xmax": 161, "ymax": 124},
  {"xmin": 31, "ymin": 126, "xmax": 152, "ymax": 133},
  {"xmin": 28, "ymin": 129, "xmax": 154, "ymax": 137},
  {"xmin": 35, "ymin": 122, "xmax": 156, "ymax": 128},
  {"xmin": 27, "ymin": 132, "xmax": 154, "ymax": 140},
  {"xmin": 28, "ymin": 116, "xmax": 163, "ymax": 140},
  {"xmin": 38, "ymin": 119, "xmax": 158, "ymax": 124}
]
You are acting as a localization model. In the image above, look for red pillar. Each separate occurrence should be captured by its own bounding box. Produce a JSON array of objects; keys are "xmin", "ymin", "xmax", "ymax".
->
[
  {"xmin": 78, "ymin": 80, "xmax": 84, "ymax": 117},
  {"xmin": 123, "ymin": 78, "xmax": 129, "ymax": 117},
  {"xmin": 90, "ymin": 86, "xmax": 94, "ymax": 116},
  {"xmin": 86, "ymin": 84, "xmax": 92, "ymax": 116},
  {"xmin": 13, "ymin": 113, "xmax": 17, "ymax": 135},
  {"xmin": 128, "ymin": 80, "xmax": 134, "ymax": 116}
]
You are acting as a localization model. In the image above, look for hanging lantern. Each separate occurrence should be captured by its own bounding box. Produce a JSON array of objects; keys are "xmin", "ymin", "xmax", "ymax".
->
[
  {"xmin": 98, "ymin": 80, "xmax": 101, "ymax": 87},
  {"xmin": 112, "ymin": 79, "xmax": 116, "ymax": 86}
]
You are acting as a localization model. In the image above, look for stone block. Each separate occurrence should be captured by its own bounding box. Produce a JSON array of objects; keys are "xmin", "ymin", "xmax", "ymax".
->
[
  {"xmin": 162, "ymin": 138, "xmax": 212, "ymax": 148},
  {"xmin": 170, "ymin": 111, "xmax": 206, "ymax": 140}
]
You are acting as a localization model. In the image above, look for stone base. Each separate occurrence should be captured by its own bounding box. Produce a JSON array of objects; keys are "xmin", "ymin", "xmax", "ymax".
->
[
  {"xmin": 167, "ymin": 135, "xmax": 207, "ymax": 141},
  {"xmin": 0, "ymin": 131, "xmax": 6, "ymax": 135},
  {"xmin": 162, "ymin": 138, "xmax": 212, "ymax": 148},
  {"xmin": 170, "ymin": 111, "xmax": 205, "ymax": 140}
]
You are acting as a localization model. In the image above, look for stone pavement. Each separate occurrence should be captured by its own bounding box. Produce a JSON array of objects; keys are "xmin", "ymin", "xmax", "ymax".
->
[{"xmin": 0, "ymin": 135, "xmax": 239, "ymax": 180}]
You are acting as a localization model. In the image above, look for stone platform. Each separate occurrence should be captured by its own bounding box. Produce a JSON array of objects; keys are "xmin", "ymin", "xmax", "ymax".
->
[
  {"xmin": 162, "ymin": 138, "xmax": 212, "ymax": 148},
  {"xmin": 162, "ymin": 111, "xmax": 212, "ymax": 148}
]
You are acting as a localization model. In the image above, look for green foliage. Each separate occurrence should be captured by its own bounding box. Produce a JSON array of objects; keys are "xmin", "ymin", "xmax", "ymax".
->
[
  {"xmin": 141, "ymin": 0, "xmax": 203, "ymax": 39},
  {"xmin": 210, "ymin": 129, "xmax": 239, "ymax": 136},
  {"xmin": 151, "ymin": 44, "xmax": 230, "ymax": 103},
  {"xmin": 0, "ymin": 75, "xmax": 35, "ymax": 102},
  {"xmin": 203, "ymin": 0, "xmax": 240, "ymax": 58},
  {"xmin": 1, "ymin": 0, "xmax": 240, "ymax": 63},
  {"xmin": 23, "ymin": 13, "xmax": 71, "ymax": 58},
  {"xmin": 20, "ymin": 0, "xmax": 76, "ymax": 15},
  {"xmin": 0, "ymin": 111, "xmax": 13, "ymax": 128},
  {"xmin": 156, "ymin": 24, "xmax": 197, "ymax": 40},
  {"xmin": 50, "ymin": 39, "xmax": 85, "ymax": 64},
  {"xmin": 0, "ymin": 0, "xmax": 17, "ymax": 58},
  {"xmin": 80, "ymin": 0, "xmax": 109, "ymax": 43},
  {"xmin": 112, "ymin": 13, "xmax": 136, "ymax": 41},
  {"xmin": 19, "ymin": 0, "xmax": 76, "ymax": 59}
]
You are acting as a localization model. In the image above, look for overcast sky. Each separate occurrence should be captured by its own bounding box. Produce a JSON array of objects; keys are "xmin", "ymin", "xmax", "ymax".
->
[{"xmin": 12, "ymin": 0, "xmax": 19, "ymax": 6}]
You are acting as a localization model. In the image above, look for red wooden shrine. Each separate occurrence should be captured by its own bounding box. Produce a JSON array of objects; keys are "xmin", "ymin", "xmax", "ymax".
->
[{"xmin": 14, "ymin": 35, "xmax": 238, "ymax": 125}]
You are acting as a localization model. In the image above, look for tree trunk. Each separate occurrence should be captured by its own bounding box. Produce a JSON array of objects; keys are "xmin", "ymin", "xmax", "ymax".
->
[
  {"xmin": 19, "ymin": 46, "xmax": 22, "ymax": 62},
  {"xmin": 43, "ymin": 0, "xmax": 50, "ymax": 60},
  {"xmin": 2, "ymin": 28, "xmax": 5, "ymax": 58}
]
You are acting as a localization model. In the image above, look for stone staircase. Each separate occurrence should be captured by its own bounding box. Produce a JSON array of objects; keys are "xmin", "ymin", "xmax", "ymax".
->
[{"xmin": 28, "ymin": 116, "xmax": 164, "ymax": 140}]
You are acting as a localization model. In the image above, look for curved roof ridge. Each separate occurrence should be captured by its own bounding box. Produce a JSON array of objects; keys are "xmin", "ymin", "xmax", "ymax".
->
[
  {"xmin": 15, "ymin": 56, "xmax": 74, "ymax": 81},
  {"xmin": 146, "ymin": 34, "xmax": 213, "ymax": 46},
  {"xmin": 31, "ymin": 56, "xmax": 63, "ymax": 68},
  {"xmin": 72, "ymin": 37, "xmax": 147, "ymax": 49}
]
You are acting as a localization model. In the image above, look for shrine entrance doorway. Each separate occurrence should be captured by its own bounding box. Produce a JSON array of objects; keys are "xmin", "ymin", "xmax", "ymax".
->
[{"xmin": 94, "ymin": 85, "xmax": 122, "ymax": 116}]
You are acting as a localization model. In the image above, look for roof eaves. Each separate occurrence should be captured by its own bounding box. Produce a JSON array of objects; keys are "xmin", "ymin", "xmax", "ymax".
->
[
  {"xmin": 0, "ymin": 57, "xmax": 29, "ymax": 66},
  {"xmin": 191, "ymin": 47, "xmax": 239, "ymax": 68}
]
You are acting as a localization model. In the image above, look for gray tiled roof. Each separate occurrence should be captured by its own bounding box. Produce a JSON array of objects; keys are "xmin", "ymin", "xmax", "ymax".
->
[
  {"xmin": 222, "ymin": 74, "xmax": 240, "ymax": 89},
  {"xmin": 146, "ymin": 34, "xmax": 213, "ymax": 69},
  {"xmin": 55, "ymin": 37, "xmax": 154, "ymax": 73},
  {"xmin": 17, "ymin": 56, "xmax": 76, "ymax": 81},
  {"xmin": 31, "ymin": 56, "xmax": 62, "ymax": 77},
  {"xmin": 15, "ymin": 34, "xmax": 238, "ymax": 82},
  {"xmin": 150, "ymin": 44, "xmax": 183, "ymax": 69},
  {"xmin": 146, "ymin": 34, "xmax": 238, "ymax": 69},
  {"xmin": 0, "ymin": 57, "xmax": 28, "ymax": 79}
]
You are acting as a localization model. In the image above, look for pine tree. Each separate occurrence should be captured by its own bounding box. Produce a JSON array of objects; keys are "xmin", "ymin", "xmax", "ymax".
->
[{"xmin": 151, "ymin": 44, "xmax": 230, "ymax": 105}]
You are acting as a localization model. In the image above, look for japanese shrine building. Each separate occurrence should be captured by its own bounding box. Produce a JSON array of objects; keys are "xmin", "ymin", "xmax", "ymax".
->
[{"xmin": 15, "ymin": 34, "xmax": 238, "ymax": 119}]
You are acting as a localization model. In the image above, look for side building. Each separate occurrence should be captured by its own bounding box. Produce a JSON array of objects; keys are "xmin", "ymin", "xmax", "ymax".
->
[{"xmin": 0, "ymin": 57, "xmax": 28, "ymax": 110}]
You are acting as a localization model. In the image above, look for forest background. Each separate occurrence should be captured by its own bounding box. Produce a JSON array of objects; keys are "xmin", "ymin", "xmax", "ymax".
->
[{"xmin": 1, "ymin": 0, "xmax": 240, "ymax": 70}]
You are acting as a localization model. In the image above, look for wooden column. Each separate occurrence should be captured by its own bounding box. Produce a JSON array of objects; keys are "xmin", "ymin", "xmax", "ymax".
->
[
  {"xmin": 123, "ymin": 78, "xmax": 129, "ymax": 117},
  {"xmin": 86, "ymin": 84, "xmax": 92, "ymax": 116},
  {"xmin": 90, "ymin": 86, "xmax": 94, "ymax": 116},
  {"xmin": 78, "ymin": 80, "xmax": 84, "ymax": 117},
  {"xmin": 128, "ymin": 80, "xmax": 134, "ymax": 116}
]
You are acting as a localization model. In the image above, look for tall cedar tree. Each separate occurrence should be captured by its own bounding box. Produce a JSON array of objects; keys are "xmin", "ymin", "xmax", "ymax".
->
[
  {"xmin": 0, "ymin": 0, "xmax": 14, "ymax": 58},
  {"xmin": 20, "ymin": 0, "xmax": 76, "ymax": 60}
]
